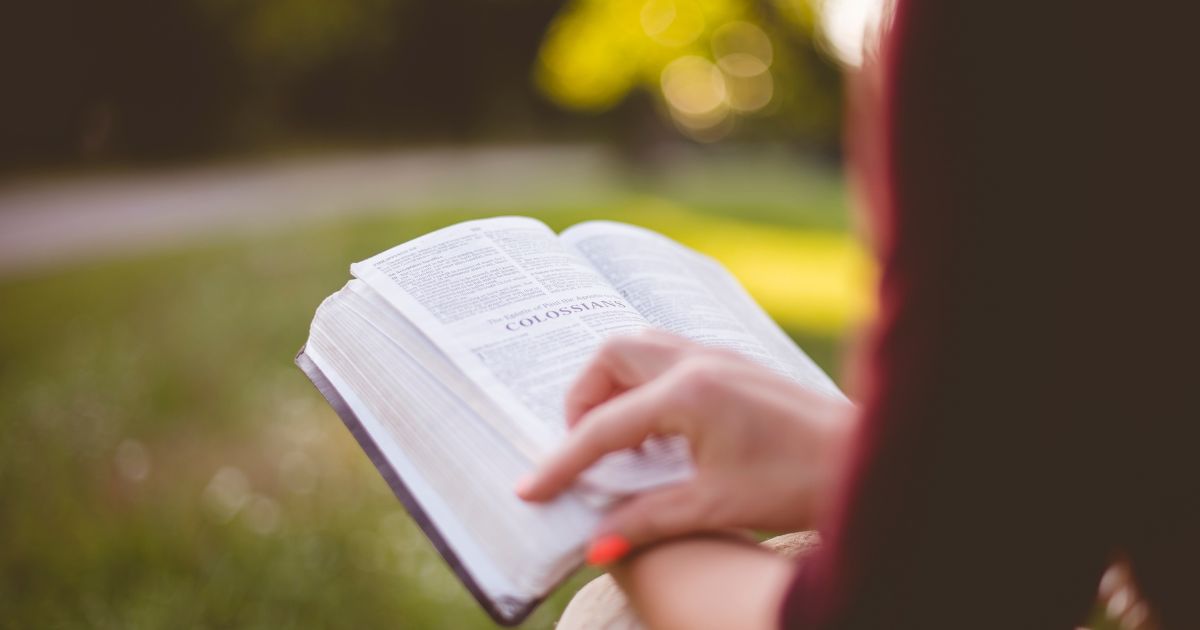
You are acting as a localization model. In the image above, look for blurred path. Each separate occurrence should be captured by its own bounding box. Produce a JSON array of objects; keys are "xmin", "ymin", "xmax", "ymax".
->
[{"xmin": 0, "ymin": 145, "xmax": 629, "ymax": 276}]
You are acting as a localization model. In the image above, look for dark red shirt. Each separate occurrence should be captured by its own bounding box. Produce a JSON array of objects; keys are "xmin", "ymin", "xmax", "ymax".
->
[{"xmin": 781, "ymin": 1, "xmax": 1199, "ymax": 628}]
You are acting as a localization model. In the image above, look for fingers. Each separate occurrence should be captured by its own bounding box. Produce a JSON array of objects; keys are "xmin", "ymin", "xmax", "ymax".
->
[
  {"xmin": 564, "ymin": 330, "xmax": 693, "ymax": 426},
  {"xmin": 563, "ymin": 354, "xmax": 621, "ymax": 427},
  {"xmin": 518, "ymin": 374, "xmax": 689, "ymax": 501},
  {"xmin": 593, "ymin": 482, "xmax": 715, "ymax": 549}
]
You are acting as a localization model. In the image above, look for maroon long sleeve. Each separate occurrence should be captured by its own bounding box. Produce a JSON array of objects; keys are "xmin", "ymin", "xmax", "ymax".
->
[{"xmin": 781, "ymin": 1, "xmax": 1199, "ymax": 628}]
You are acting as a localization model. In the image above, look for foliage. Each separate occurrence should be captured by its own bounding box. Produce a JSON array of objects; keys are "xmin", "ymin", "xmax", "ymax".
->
[{"xmin": 535, "ymin": 0, "xmax": 841, "ymax": 143}]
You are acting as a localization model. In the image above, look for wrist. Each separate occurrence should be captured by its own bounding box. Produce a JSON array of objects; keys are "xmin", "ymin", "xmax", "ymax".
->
[{"xmin": 607, "ymin": 535, "xmax": 795, "ymax": 630}]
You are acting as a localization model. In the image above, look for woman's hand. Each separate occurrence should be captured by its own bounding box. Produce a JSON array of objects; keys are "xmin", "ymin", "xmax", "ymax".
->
[{"xmin": 516, "ymin": 330, "xmax": 855, "ymax": 558}]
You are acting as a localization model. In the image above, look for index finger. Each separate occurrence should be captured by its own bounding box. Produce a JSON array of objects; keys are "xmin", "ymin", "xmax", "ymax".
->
[
  {"xmin": 564, "ymin": 331, "xmax": 691, "ymax": 426},
  {"xmin": 519, "ymin": 374, "xmax": 684, "ymax": 501}
]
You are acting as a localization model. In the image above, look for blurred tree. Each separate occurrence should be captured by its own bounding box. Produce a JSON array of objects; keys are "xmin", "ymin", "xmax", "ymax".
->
[
  {"xmin": 535, "ymin": 0, "xmax": 841, "ymax": 146},
  {"xmin": 0, "ymin": 0, "xmax": 843, "ymax": 170}
]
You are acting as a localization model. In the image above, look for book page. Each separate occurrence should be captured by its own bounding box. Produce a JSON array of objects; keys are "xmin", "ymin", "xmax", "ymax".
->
[
  {"xmin": 561, "ymin": 221, "xmax": 844, "ymax": 399},
  {"xmin": 350, "ymin": 217, "xmax": 658, "ymax": 457},
  {"xmin": 306, "ymin": 284, "xmax": 601, "ymax": 605}
]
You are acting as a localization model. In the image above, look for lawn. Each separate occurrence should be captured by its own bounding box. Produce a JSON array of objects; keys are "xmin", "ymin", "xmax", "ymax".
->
[{"xmin": 0, "ymin": 184, "xmax": 869, "ymax": 628}]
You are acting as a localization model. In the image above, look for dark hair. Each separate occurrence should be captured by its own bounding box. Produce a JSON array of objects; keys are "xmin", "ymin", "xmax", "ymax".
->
[{"xmin": 783, "ymin": 1, "xmax": 1199, "ymax": 627}]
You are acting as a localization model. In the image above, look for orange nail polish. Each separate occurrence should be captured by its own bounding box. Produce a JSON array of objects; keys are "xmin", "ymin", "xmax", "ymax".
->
[{"xmin": 586, "ymin": 534, "xmax": 631, "ymax": 566}]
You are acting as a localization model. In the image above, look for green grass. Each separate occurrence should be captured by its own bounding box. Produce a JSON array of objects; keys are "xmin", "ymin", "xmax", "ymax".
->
[{"xmin": 0, "ymin": 200, "xmax": 852, "ymax": 629}]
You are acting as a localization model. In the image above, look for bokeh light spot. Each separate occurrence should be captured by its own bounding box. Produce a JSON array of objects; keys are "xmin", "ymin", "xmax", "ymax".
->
[
  {"xmin": 203, "ymin": 466, "xmax": 251, "ymax": 523},
  {"xmin": 114, "ymin": 438, "xmax": 151, "ymax": 483},
  {"xmin": 661, "ymin": 55, "xmax": 730, "ymax": 133},
  {"xmin": 818, "ymin": 0, "xmax": 887, "ymax": 67},
  {"xmin": 712, "ymin": 21, "xmax": 774, "ymax": 76},
  {"xmin": 726, "ymin": 71, "xmax": 775, "ymax": 112},
  {"xmin": 244, "ymin": 495, "xmax": 282, "ymax": 536}
]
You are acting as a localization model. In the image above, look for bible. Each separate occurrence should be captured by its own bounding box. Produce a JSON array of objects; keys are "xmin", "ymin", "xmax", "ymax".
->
[{"xmin": 296, "ymin": 217, "xmax": 842, "ymax": 625}]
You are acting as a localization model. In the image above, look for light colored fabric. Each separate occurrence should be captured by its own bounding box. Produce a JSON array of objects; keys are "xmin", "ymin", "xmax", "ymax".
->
[
  {"xmin": 556, "ymin": 571, "xmax": 643, "ymax": 630},
  {"xmin": 556, "ymin": 532, "xmax": 821, "ymax": 630},
  {"xmin": 761, "ymin": 530, "xmax": 822, "ymax": 559}
]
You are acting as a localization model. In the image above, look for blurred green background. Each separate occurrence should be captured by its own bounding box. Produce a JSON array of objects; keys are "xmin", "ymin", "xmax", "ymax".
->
[
  {"xmin": 4, "ymin": 0, "xmax": 1119, "ymax": 629},
  {"xmin": 0, "ymin": 0, "xmax": 871, "ymax": 625}
]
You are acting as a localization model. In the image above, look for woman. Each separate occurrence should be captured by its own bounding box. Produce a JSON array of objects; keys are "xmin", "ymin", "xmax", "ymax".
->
[{"xmin": 519, "ymin": 0, "xmax": 1197, "ymax": 628}]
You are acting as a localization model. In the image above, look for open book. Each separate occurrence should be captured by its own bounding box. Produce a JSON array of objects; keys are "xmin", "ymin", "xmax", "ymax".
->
[{"xmin": 296, "ymin": 217, "xmax": 841, "ymax": 625}]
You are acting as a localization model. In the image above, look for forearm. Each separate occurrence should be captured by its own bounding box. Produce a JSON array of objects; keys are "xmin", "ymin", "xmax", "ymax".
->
[{"xmin": 608, "ymin": 536, "xmax": 796, "ymax": 630}]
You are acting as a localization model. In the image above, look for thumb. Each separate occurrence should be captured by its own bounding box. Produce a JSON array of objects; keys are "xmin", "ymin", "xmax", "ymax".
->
[{"xmin": 591, "ymin": 483, "xmax": 715, "ymax": 557}]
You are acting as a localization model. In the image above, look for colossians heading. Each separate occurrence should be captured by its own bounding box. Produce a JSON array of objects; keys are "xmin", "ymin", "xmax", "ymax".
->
[{"xmin": 504, "ymin": 299, "xmax": 628, "ymax": 331}]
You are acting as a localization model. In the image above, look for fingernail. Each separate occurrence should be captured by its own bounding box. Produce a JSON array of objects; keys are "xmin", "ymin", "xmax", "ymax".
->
[
  {"xmin": 585, "ymin": 534, "xmax": 631, "ymax": 566},
  {"xmin": 513, "ymin": 475, "xmax": 534, "ymax": 498}
]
